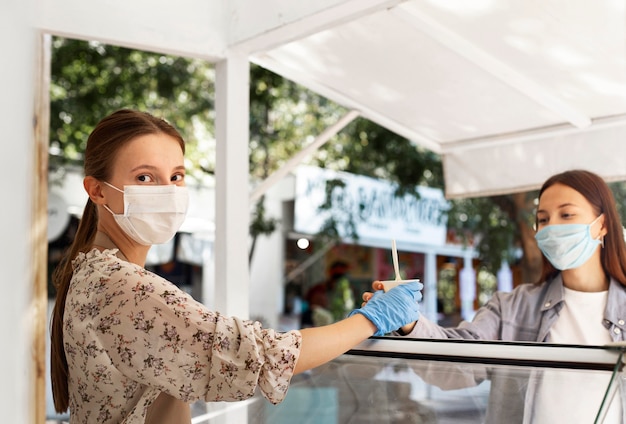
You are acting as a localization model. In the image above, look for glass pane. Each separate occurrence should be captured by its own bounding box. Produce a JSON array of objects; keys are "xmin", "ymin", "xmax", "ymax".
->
[{"xmin": 191, "ymin": 339, "xmax": 624, "ymax": 424}]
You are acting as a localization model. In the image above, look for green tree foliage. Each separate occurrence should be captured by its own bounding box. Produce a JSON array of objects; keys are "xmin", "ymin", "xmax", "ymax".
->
[
  {"xmin": 50, "ymin": 37, "xmax": 215, "ymax": 179},
  {"xmin": 249, "ymin": 64, "xmax": 347, "ymax": 179}
]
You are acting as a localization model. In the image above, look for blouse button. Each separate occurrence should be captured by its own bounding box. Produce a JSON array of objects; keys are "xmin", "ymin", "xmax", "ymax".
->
[
  {"xmin": 618, "ymin": 319, "xmax": 625, "ymax": 326},
  {"xmin": 614, "ymin": 328, "xmax": 622, "ymax": 335},
  {"xmin": 544, "ymin": 301, "xmax": 551, "ymax": 308}
]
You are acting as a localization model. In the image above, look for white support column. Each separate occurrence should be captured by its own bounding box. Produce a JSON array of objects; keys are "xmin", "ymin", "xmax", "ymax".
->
[
  {"xmin": 422, "ymin": 250, "xmax": 438, "ymax": 322},
  {"xmin": 214, "ymin": 54, "xmax": 250, "ymax": 318},
  {"xmin": 497, "ymin": 260, "xmax": 513, "ymax": 292},
  {"xmin": 0, "ymin": 2, "xmax": 37, "ymax": 422},
  {"xmin": 213, "ymin": 52, "xmax": 250, "ymax": 424},
  {"xmin": 459, "ymin": 253, "xmax": 476, "ymax": 322}
]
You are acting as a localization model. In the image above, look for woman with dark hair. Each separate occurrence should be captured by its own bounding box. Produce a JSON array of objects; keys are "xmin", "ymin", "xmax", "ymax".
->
[
  {"xmin": 363, "ymin": 169, "xmax": 626, "ymax": 422},
  {"xmin": 49, "ymin": 109, "xmax": 422, "ymax": 423},
  {"xmin": 534, "ymin": 170, "xmax": 626, "ymax": 288}
]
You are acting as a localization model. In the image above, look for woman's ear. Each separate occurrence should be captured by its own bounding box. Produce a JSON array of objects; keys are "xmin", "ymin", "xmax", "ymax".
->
[
  {"xmin": 599, "ymin": 214, "xmax": 608, "ymax": 238},
  {"xmin": 83, "ymin": 176, "xmax": 106, "ymax": 205}
]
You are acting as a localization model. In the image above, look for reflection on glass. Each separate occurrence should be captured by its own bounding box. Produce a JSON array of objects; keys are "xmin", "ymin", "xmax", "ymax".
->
[{"xmin": 190, "ymin": 340, "xmax": 624, "ymax": 424}]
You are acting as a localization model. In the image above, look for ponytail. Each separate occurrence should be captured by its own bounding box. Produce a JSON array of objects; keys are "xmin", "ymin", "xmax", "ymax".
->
[{"xmin": 50, "ymin": 199, "xmax": 98, "ymax": 412}]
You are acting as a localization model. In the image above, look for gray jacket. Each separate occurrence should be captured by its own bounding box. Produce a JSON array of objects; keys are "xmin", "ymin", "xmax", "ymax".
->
[{"xmin": 404, "ymin": 274, "xmax": 626, "ymax": 423}]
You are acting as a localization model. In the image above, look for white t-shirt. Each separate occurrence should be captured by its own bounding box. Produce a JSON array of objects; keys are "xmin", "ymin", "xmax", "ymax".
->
[{"xmin": 533, "ymin": 287, "xmax": 621, "ymax": 423}]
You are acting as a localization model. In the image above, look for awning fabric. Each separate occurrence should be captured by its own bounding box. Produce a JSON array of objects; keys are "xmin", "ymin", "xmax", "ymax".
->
[{"xmin": 37, "ymin": 0, "xmax": 626, "ymax": 198}]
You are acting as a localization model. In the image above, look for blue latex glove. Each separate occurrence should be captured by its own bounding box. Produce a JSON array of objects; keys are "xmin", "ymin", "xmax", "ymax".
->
[{"xmin": 348, "ymin": 281, "xmax": 423, "ymax": 336}]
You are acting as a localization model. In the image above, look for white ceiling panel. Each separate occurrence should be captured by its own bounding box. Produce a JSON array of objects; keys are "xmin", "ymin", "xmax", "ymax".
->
[
  {"xmin": 251, "ymin": 0, "xmax": 626, "ymax": 197},
  {"xmin": 35, "ymin": 0, "xmax": 626, "ymax": 198}
]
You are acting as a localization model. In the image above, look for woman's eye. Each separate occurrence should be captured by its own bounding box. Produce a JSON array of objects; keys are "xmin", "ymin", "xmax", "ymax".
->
[
  {"xmin": 537, "ymin": 217, "xmax": 548, "ymax": 224},
  {"xmin": 171, "ymin": 174, "xmax": 185, "ymax": 183},
  {"xmin": 137, "ymin": 174, "xmax": 153, "ymax": 183}
]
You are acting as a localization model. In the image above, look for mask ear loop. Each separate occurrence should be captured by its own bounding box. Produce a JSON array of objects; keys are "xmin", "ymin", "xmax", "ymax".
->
[
  {"xmin": 102, "ymin": 182, "xmax": 125, "ymax": 216},
  {"xmin": 594, "ymin": 214, "xmax": 605, "ymax": 248}
]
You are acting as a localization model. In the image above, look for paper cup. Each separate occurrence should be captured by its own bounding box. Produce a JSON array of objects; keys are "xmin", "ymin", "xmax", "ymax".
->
[{"xmin": 380, "ymin": 279, "xmax": 420, "ymax": 292}]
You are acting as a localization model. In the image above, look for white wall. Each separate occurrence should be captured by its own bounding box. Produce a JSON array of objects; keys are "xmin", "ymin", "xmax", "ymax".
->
[
  {"xmin": 0, "ymin": 1, "xmax": 37, "ymax": 421},
  {"xmin": 248, "ymin": 178, "xmax": 294, "ymax": 329}
]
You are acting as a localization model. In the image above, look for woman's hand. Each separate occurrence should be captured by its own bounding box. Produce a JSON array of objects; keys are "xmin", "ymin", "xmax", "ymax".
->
[
  {"xmin": 359, "ymin": 281, "xmax": 382, "ymax": 306},
  {"xmin": 349, "ymin": 280, "xmax": 421, "ymax": 336},
  {"xmin": 357, "ymin": 280, "xmax": 419, "ymax": 335}
]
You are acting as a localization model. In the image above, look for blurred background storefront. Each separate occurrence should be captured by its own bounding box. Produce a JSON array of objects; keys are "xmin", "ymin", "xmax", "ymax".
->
[{"xmin": 282, "ymin": 166, "xmax": 489, "ymax": 330}]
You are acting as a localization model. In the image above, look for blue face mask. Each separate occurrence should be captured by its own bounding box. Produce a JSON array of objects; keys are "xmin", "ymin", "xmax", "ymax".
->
[{"xmin": 534, "ymin": 215, "xmax": 603, "ymax": 271}]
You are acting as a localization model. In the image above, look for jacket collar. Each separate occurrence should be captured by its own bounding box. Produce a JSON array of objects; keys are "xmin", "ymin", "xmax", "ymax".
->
[
  {"xmin": 541, "ymin": 273, "xmax": 626, "ymax": 331},
  {"xmin": 606, "ymin": 278, "xmax": 626, "ymax": 331},
  {"xmin": 539, "ymin": 274, "xmax": 565, "ymax": 312}
]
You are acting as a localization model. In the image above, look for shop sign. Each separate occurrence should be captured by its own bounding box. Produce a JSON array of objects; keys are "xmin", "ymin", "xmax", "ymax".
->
[{"xmin": 294, "ymin": 166, "xmax": 448, "ymax": 246}]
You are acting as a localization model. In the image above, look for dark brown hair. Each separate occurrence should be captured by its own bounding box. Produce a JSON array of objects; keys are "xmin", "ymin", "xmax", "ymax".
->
[
  {"xmin": 536, "ymin": 169, "xmax": 626, "ymax": 286},
  {"xmin": 50, "ymin": 109, "xmax": 185, "ymax": 412}
]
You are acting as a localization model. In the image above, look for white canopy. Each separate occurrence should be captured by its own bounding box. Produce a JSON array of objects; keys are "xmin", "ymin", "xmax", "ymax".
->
[
  {"xmin": 36, "ymin": 0, "xmax": 626, "ymax": 198},
  {"xmin": 250, "ymin": 1, "xmax": 626, "ymax": 198}
]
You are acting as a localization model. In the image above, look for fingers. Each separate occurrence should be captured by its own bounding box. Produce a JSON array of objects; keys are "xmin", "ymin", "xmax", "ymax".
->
[
  {"xmin": 360, "ymin": 291, "xmax": 373, "ymax": 307},
  {"xmin": 359, "ymin": 281, "xmax": 385, "ymax": 307},
  {"xmin": 371, "ymin": 280, "xmax": 384, "ymax": 291}
]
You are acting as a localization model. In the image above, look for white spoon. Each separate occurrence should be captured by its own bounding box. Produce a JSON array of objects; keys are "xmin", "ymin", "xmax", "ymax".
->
[
  {"xmin": 391, "ymin": 239, "xmax": 401, "ymax": 281},
  {"xmin": 381, "ymin": 240, "xmax": 420, "ymax": 291}
]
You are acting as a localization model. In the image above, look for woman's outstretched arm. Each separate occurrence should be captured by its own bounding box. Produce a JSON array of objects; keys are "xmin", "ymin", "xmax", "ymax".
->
[{"xmin": 294, "ymin": 314, "xmax": 376, "ymax": 374}]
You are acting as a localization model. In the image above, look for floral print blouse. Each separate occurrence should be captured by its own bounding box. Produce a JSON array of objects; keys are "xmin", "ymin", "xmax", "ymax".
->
[{"xmin": 64, "ymin": 248, "xmax": 302, "ymax": 423}]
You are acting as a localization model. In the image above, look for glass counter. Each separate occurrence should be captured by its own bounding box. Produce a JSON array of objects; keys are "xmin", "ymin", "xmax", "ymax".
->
[{"xmin": 191, "ymin": 338, "xmax": 625, "ymax": 424}]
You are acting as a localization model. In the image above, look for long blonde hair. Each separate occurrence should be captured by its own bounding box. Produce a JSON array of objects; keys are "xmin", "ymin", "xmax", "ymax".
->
[{"xmin": 50, "ymin": 109, "xmax": 185, "ymax": 412}]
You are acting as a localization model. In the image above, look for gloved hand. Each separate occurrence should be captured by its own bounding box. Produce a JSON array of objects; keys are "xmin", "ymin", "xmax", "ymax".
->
[{"xmin": 348, "ymin": 281, "xmax": 422, "ymax": 336}]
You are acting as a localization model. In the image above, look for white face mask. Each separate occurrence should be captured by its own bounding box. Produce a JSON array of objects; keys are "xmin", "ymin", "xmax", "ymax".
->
[{"xmin": 103, "ymin": 182, "xmax": 189, "ymax": 246}]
